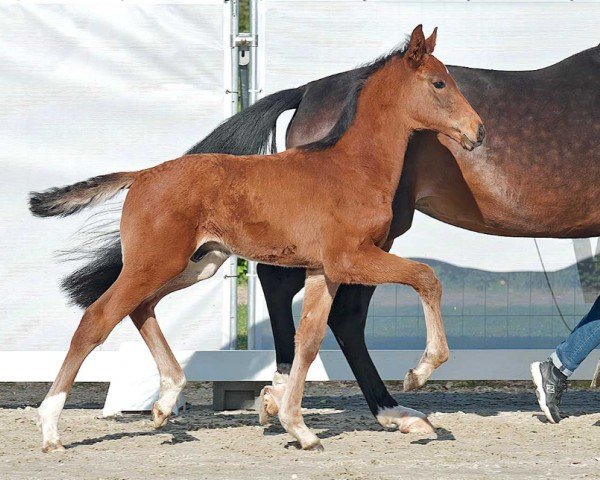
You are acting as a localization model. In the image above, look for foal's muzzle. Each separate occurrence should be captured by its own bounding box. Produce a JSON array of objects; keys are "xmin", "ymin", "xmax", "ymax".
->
[{"xmin": 460, "ymin": 123, "xmax": 485, "ymax": 151}]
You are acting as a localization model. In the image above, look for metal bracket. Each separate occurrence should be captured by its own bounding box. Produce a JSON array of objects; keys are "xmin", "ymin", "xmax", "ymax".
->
[{"xmin": 232, "ymin": 33, "xmax": 258, "ymax": 47}]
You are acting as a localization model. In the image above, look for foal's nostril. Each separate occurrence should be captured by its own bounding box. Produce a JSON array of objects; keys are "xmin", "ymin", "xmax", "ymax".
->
[{"xmin": 477, "ymin": 124, "xmax": 486, "ymax": 143}]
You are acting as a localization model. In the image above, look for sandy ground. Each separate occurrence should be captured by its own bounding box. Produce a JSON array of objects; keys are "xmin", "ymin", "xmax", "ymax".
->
[{"xmin": 0, "ymin": 382, "xmax": 599, "ymax": 480}]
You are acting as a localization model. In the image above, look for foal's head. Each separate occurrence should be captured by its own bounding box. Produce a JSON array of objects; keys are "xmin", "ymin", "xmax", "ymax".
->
[{"xmin": 399, "ymin": 25, "xmax": 485, "ymax": 150}]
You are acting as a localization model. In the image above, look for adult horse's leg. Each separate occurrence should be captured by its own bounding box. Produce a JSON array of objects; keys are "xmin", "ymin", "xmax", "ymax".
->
[
  {"xmin": 327, "ymin": 284, "xmax": 434, "ymax": 432},
  {"xmin": 257, "ymin": 264, "xmax": 305, "ymax": 372},
  {"xmin": 263, "ymin": 270, "xmax": 338, "ymax": 450},
  {"xmin": 325, "ymin": 246, "xmax": 449, "ymax": 391}
]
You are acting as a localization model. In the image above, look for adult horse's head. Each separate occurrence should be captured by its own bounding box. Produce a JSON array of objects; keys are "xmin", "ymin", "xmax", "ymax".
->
[{"xmin": 401, "ymin": 25, "xmax": 485, "ymax": 150}]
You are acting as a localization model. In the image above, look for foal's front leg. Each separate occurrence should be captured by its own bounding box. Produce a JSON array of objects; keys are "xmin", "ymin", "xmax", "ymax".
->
[
  {"xmin": 274, "ymin": 270, "xmax": 338, "ymax": 450},
  {"xmin": 256, "ymin": 263, "xmax": 304, "ymax": 425},
  {"xmin": 325, "ymin": 245, "xmax": 449, "ymax": 391}
]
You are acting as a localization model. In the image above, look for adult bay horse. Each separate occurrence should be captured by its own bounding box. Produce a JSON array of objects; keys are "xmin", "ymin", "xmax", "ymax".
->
[
  {"xmin": 61, "ymin": 42, "xmax": 599, "ymax": 434},
  {"xmin": 31, "ymin": 27, "xmax": 484, "ymax": 452}
]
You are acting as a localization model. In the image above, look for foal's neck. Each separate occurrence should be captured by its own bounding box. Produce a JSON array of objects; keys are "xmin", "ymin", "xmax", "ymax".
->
[{"xmin": 331, "ymin": 58, "xmax": 413, "ymax": 195}]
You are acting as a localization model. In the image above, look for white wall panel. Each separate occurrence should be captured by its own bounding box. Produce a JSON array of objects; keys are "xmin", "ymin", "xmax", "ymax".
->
[{"xmin": 0, "ymin": 2, "xmax": 231, "ymax": 352}]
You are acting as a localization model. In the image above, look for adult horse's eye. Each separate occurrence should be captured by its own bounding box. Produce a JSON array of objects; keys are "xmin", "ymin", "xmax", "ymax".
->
[{"xmin": 433, "ymin": 81, "xmax": 445, "ymax": 89}]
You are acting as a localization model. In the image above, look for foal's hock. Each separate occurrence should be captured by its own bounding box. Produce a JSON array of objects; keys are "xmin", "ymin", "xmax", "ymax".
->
[{"xmin": 31, "ymin": 25, "xmax": 483, "ymax": 452}]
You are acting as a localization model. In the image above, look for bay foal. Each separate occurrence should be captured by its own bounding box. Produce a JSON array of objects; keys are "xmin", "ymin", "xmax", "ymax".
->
[{"xmin": 31, "ymin": 26, "xmax": 484, "ymax": 451}]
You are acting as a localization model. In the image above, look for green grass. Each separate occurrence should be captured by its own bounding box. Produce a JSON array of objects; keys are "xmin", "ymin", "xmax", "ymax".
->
[{"xmin": 236, "ymin": 303, "xmax": 248, "ymax": 350}]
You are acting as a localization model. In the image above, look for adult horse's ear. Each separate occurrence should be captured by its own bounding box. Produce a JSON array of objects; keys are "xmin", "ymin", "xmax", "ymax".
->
[
  {"xmin": 425, "ymin": 27, "xmax": 437, "ymax": 54},
  {"xmin": 406, "ymin": 24, "xmax": 427, "ymax": 69}
]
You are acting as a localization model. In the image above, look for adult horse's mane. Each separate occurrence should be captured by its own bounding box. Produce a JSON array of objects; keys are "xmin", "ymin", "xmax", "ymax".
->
[{"xmin": 300, "ymin": 41, "xmax": 410, "ymax": 152}]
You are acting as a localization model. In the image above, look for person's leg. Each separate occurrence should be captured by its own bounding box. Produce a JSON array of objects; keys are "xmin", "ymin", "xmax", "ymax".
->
[
  {"xmin": 552, "ymin": 295, "xmax": 600, "ymax": 376},
  {"xmin": 531, "ymin": 295, "xmax": 600, "ymax": 423}
]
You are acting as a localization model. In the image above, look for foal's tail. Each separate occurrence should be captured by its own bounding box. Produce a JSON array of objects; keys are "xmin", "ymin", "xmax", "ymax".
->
[{"xmin": 29, "ymin": 171, "xmax": 138, "ymax": 218}]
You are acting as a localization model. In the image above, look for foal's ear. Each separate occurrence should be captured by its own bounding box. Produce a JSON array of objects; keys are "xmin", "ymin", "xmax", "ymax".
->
[
  {"xmin": 425, "ymin": 27, "xmax": 437, "ymax": 54},
  {"xmin": 406, "ymin": 24, "xmax": 427, "ymax": 69}
]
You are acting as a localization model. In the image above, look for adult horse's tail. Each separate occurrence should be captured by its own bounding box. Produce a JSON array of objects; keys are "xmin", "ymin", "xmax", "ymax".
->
[{"xmin": 59, "ymin": 86, "xmax": 306, "ymax": 308}]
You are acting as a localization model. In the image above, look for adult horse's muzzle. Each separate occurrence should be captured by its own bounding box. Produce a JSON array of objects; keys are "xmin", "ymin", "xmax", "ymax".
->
[{"xmin": 460, "ymin": 123, "xmax": 486, "ymax": 151}]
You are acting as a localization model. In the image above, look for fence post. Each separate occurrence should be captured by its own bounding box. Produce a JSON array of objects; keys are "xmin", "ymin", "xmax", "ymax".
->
[
  {"xmin": 245, "ymin": 0, "xmax": 260, "ymax": 351},
  {"xmin": 227, "ymin": 0, "xmax": 240, "ymax": 350}
]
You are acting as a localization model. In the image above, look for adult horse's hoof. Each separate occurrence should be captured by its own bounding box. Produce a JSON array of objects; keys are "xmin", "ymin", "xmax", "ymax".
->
[
  {"xmin": 42, "ymin": 441, "xmax": 65, "ymax": 453},
  {"xmin": 403, "ymin": 369, "xmax": 427, "ymax": 391},
  {"xmin": 152, "ymin": 403, "xmax": 171, "ymax": 429},
  {"xmin": 376, "ymin": 406, "xmax": 435, "ymax": 434},
  {"xmin": 400, "ymin": 416, "xmax": 435, "ymax": 434}
]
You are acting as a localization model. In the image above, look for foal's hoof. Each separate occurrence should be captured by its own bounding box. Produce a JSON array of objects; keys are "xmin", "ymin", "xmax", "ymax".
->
[
  {"xmin": 303, "ymin": 441, "xmax": 324, "ymax": 452},
  {"xmin": 258, "ymin": 387, "xmax": 272, "ymax": 425},
  {"xmin": 258, "ymin": 386, "xmax": 280, "ymax": 426},
  {"xmin": 152, "ymin": 404, "xmax": 171, "ymax": 429},
  {"xmin": 403, "ymin": 369, "xmax": 427, "ymax": 392},
  {"xmin": 42, "ymin": 441, "xmax": 65, "ymax": 453}
]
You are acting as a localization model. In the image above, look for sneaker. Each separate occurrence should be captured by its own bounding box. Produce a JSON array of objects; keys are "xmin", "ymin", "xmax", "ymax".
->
[{"xmin": 530, "ymin": 359, "xmax": 568, "ymax": 423}]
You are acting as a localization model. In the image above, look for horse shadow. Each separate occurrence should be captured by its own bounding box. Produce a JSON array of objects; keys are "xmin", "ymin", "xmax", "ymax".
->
[{"xmin": 5, "ymin": 384, "xmax": 599, "ymax": 450}]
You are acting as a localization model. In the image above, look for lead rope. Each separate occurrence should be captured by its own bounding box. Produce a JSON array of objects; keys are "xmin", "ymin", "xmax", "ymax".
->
[{"xmin": 533, "ymin": 238, "xmax": 573, "ymax": 333}]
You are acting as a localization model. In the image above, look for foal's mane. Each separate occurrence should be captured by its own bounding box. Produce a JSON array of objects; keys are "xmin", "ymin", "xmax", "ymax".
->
[{"xmin": 299, "ymin": 40, "xmax": 409, "ymax": 152}]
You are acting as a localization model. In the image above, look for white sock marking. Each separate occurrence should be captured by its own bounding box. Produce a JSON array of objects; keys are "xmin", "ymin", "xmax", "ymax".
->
[
  {"xmin": 38, "ymin": 392, "xmax": 66, "ymax": 446},
  {"xmin": 155, "ymin": 377, "xmax": 186, "ymax": 414}
]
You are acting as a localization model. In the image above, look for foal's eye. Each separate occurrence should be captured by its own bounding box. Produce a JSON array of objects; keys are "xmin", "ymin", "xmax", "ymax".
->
[{"xmin": 433, "ymin": 81, "xmax": 446, "ymax": 89}]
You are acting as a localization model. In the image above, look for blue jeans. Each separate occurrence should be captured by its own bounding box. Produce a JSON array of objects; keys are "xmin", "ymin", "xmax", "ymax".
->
[{"xmin": 551, "ymin": 295, "xmax": 600, "ymax": 376}]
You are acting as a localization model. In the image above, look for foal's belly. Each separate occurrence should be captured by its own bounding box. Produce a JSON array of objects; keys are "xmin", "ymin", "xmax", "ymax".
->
[{"xmin": 218, "ymin": 220, "xmax": 325, "ymax": 269}]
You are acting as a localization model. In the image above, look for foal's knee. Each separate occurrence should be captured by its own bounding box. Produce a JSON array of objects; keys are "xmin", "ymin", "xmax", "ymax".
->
[{"xmin": 414, "ymin": 263, "xmax": 442, "ymax": 304}]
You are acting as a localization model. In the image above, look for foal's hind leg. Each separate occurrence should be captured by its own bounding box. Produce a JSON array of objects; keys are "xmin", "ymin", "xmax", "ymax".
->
[
  {"xmin": 39, "ymin": 239, "xmax": 194, "ymax": 451},
  {"xmin": 325, "ymin": 245, "xmax": 449, "ymax": 392},
  {"xmin": 130, "ymin": 252, "xmax": 229, "ymax": 427},
  {"xmin": 130, "ymin": 304, "xmax": 186, "ymax": 428},
  {"xmin": 263, "ymin": 270, "xmax": 338, "ymax": 450}
]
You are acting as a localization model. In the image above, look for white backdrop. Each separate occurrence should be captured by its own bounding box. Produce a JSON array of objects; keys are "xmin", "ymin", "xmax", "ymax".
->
[
  {"xmin": 0, "ymin": 2, "xmax": 232, "ymax": 353},
  {"xmin": 254, "ymin": 0, "xmax": 600, "ymax": 350}
]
